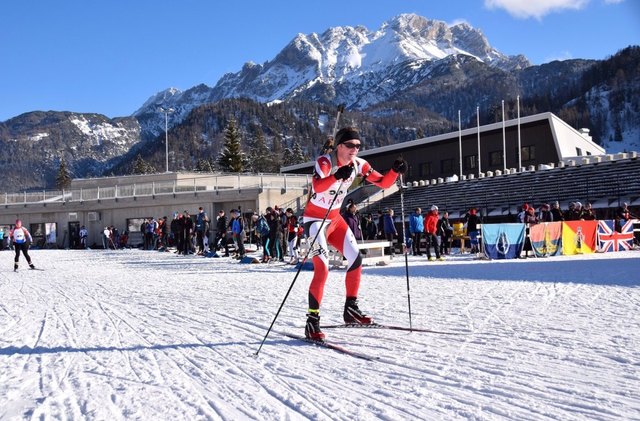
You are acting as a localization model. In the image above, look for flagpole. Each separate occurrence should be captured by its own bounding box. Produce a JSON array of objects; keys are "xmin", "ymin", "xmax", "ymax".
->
[
  {"xmin": 502, "ymin": 99, "xmax": 506, "ymax": 172},
  {"xmin": 517, "ymin": 95, "xmax": 522, "ymax": 172},
  {"xmin": 477, "ymin": 105, "xmax": 481, "ymax": 176},
  {"xmin": 458, "ymin": 109, "xmax": 462, "ymax": 177}
]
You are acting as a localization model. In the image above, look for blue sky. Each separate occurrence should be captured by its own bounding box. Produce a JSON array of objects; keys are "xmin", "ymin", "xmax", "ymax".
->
[{"xmin": 1, "ymin": 0, "xmax": 638, "ymax": 122}]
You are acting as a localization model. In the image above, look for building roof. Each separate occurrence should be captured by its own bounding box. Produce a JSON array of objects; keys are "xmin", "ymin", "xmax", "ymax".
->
[{"xmin": 281, "ymin": 112, "xmax": 606, "ymax": 173}]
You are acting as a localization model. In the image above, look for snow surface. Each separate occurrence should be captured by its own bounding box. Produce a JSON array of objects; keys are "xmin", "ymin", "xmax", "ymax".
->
[{"xmin": 1, "ymin": 248, "xmax": 639, "ymax": 420}]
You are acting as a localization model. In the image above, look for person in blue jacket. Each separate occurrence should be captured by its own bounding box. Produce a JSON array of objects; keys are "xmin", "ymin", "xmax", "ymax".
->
[
  {"xmin": 383, "ymin": 209, "xmax": 398, "ymax": 257},
  {"xmin": 409, "ymin": 207, "xmax": 424, "ymax": 256}
]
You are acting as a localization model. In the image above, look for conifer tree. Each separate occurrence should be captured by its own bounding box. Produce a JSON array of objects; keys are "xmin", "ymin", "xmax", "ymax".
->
[
  {"xmin": 217, "ymin": 119, "xmax": 246, "ymax": 172},
  {"xmin": 195, "ymin": 158, "xmax": 214, "ymax": 172},
  {"xmin": 55, "ymin": 158, "xmax": 72, "ymax": 190},
  {"xmin": 282, "ymin": 147, "xmax": 295, "ymax": 167},
  {"xmin": 291, "ymin": 141, "xmax": 307, "ymax": 164},
  {"xmin": 132, "ymin": 154, "xmax": 156, "ymax": 174},
  {"xmin": 247, "ymin": 131, "xmax": 275, "ymax": 173}
]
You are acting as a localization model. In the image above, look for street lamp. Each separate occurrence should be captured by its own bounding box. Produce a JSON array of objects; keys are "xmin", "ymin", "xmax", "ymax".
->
[{"xmin": 159, "ymin": 107, "xmax": 174, "ymax": 173}]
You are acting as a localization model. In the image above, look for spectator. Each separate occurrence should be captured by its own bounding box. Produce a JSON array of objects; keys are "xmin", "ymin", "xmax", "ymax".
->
[
  {"xmin": 119, "ymin": 231, "xmax": 129, "ymax": 248},
  {"xmin": 615, "ymin": 202, "xmax": 634, "ymax": 232},
  {"xmin": 517, "ymin": 203, "xmax": 529, "ymax": 223},
  {"xmin": 169, "ymin": 212, "xmax": 179, "ymax": 248},
  {"xmin": 464, "ymin": 208, "xmax": 481, "ymax": 254},
  {"xmin": 582, "ymin": 203, "xmax": 596, "ymax": 221},
  {"xmin": 182, "ymin": 210, "xmax": 193, "ymax": 255},
  {"xmin": 342, "ymin": 203, "xmax": 363, "ymax": 241},
  {"xmin": 285, "ymin": 208, "xmax": 301, "ymax": 264},
  {"xmin": 564, "ymin": 202, "xmax": 579, "ymax": 221},
  {"xmin": 214, "ymin": 210, "xmax": 229, "ymax": 257},
  {"xmin": 195, "ymin": 206, "xmax": 209, "ymax": 255},
  {"xmin": 538, "ymin": 204, "xmax": 553, "ymax": 222},
  {"xmin": 102, "ymin": 226, "xmax": 111, "ymax": 249},
  {"xmin": 257, "ymin": 208, "xmax": 272, "ymax": 263},
  {"xmin": 361, "ymin": 213, "xmax": 377, "ymax": 241},
  {"xmin": 267, "ymin": 208, "xmax": 283, "ymax": 261},
  {"xmin": 79, "ymin": 225, "xmax": 88, "ymax": 249},
  {"xmin": 230, "ymin": 209, "xmax": 246, "ymax": 259},
  {"xmin": 550, "ymin": 201, "xmax": 564, "ymax": 222},
  {"xmin": 408, "ymin": 207, "xmax": 424, "ymax": 256},
  {"xmin": 522, "ymin": 206, "xmax": 538, "ymax": 258},
  {"xmin": 438, "ymin": 211, "xmax": 453, "ymax": 255},
  {"xmin": 424, "ymin": 205, "xmax": 442, "ymax": 261},
  {"xmin": 383, "ymin": 208, "xmax": 398, "ymax": 257}
]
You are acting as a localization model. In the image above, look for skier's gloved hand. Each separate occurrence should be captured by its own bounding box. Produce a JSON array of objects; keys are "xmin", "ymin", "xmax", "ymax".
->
[
  {"xmin": 392, "ymin": 158, "xmax": 407, "ymax": 174},
  {"xmin": 334, "ymin": 164, "xmax": 353, "ymax": 181}
]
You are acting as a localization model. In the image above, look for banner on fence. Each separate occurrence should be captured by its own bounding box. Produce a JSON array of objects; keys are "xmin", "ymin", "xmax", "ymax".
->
[
  {"xmin": 482, "ymin": 223, "xmax": 525, "ymax": 259},
  {"xmin": 562, "ymin": 220, "xmax": 597, "ymax": 255},
  {"xmin": 597, "ymin": 220, "xmax": 635, "ymax": 252},
  {"xmin": 530, "ymin": 222, "xmax": 563, "ymax": 257}
]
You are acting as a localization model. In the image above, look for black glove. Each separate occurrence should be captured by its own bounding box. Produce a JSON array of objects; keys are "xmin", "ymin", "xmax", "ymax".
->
[
  {"xmin": 392, "ymin": 158, "xmax": 407, "ymax": 174},
  {"xmin": 334, "ymin": 164, "xmax": 353, "ymax": 181}
]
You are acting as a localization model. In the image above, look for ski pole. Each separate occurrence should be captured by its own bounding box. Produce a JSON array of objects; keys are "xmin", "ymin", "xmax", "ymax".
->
[
  {"xmin": 398, "ymin": 174, "xmax": 413, "ymax": 330},
  {"xmin": 255, "ymin": 179, "xmax": 346, "ymax": 357}
]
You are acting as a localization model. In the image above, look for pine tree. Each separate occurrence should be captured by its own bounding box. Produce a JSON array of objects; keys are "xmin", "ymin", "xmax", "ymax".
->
[
  {"xmin": 132, "ymin": 154, "xmax": 156, "ymax": 174},
  {"xmin": 217, "ymin": 119, "xmax": 246, "ymax": 172},
  {"xmin": 291, "ymin": 141, "xmax": 308, "ymax": 164},
  {"xmin": 195, "ymin": 158, "xmax": 214, "ymax": 172},
  {"xmin": 55, "ymin": 158, "xmax": 72, "ymax": 190},
  {"xmin": 282, "ymin": 148, "xmax": 295, "ymax": 167},
  {"xmin": 247, "ymin": 131, "xmax": 275, "ymax": 173}
]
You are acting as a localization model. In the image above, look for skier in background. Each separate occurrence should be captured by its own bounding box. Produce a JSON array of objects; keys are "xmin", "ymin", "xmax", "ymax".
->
[
  {"xmin": 302, "ymin": 126, "xmax": 406, "ymax": 341},
  {"xmin": 10, "ymin": 219, "xmax": 35, "ymax": 271}
]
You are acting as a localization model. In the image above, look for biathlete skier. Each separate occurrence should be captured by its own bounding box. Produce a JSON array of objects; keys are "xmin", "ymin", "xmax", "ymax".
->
[
  {"xmin": 303, "ymin": 127, "xmax": 407, "ymax": 341},
  {"xmin": 10, "ymin": 219, "xmax": 36, "ymax": 271}
]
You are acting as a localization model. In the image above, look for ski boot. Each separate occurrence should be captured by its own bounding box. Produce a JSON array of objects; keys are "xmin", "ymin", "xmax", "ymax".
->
[
  {"xmin": 343, "ymin": 298, "xmax": 373, "ymax": 324},
  {"xmin": 305, "ymin": 311, "xmax": 325, "ymax": 342},
  {"xmin": 29, "ymin": 263, "xmax": 36, "ymax": 270},
  {"xmin": 14, "ymin": 263, "xmax": 18, "ymax": 272}
]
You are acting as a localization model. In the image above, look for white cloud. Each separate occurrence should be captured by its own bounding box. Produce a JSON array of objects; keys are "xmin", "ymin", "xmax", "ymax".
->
[{"xmin": 484, "ymin": 0, "xmax": 589, "ymax": 19}]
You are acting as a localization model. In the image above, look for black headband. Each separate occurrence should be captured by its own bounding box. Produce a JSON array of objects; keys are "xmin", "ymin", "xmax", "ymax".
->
[{"xmin": 335, "ymin": 128, "xmax": 360, "ymax": 145}]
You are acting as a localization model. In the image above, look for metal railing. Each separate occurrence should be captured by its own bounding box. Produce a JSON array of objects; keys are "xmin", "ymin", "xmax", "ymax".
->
[{"xmin": 2, "ymin": 173, "xmax": 312, "ymax": 205}]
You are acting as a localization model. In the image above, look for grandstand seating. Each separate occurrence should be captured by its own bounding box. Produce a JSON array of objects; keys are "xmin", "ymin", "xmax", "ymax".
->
[{"xmin": 360, "ymin": 156, "xmax": 640, "ymax": 222}]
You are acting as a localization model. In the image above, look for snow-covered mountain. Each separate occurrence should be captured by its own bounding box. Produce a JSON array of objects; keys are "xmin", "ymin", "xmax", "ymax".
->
[
  {"xmin": 136, "ymin": 13, "xmax": 529, "ymax": 123},
  {"xmin": 0, "ymin": 13, "xmax": 637, "ymax": 191}
]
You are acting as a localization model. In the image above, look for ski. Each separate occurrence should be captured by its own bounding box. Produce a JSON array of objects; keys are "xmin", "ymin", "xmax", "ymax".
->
[
  {"xmin": 321, "ymin": 323, "xmax": 463, "ymax": 335},
  {"xmin": 276, "ymin": 331, "xmax": 378, "ymax": 361}
]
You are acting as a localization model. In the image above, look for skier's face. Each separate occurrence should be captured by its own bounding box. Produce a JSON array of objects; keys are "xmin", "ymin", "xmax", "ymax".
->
[{"xmin": 337, "ymin": 141, "xmax": 360, "ymax": 164}]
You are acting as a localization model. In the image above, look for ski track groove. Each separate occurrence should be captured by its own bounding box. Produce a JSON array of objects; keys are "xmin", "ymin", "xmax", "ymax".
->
[
  {"xmin": 217, "ymin": 311, "xmax": 487, "ymax": 419},
  {"xmin": 91, "ymin": 299, "xmax": 227, "ymax": 420}
]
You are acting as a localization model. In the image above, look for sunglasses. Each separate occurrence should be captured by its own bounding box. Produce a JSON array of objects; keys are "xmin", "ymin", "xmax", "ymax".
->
[{"xmin": 341, "ymin": 142, "xmax": 361, "ymax": 149}]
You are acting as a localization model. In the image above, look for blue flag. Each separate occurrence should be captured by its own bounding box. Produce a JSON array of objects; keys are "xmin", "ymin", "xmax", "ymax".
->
[{"xmin": 482, "ymin": 223, "xmax": 525, "ymax": 259}]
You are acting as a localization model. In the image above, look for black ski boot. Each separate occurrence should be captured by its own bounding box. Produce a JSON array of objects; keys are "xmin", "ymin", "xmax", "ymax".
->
[
  {"xmin": 29, "ymin": 263, "xmax": 36, "ymax": 270},
  {"xmin": 14, "ymin": 263, "xmax": 18, "ymax": 272},
  {"xmin": 305, "ymin": 311, "xmax": 325, "ymax": 342},
  {"xmin": 343, "ymin": 297, "xmax": 373, "ymax": 324}
]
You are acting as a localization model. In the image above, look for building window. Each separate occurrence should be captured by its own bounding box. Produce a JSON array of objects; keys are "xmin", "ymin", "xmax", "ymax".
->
[
  {"xmin": 464, "ymin": 155, "xmax": 477, "ymax": 170},
  {"xmin": 420, "ymin": 162, "xmax": 432, "ymax": 177},
  {"xmin": 576, "ymin": 147, "xmax": 582, "ymax": 156},
  {"xmin": 489, "ymin": 151, "xmax": 503, "ymax": 167},
  {"xmin": 522, "ymin": 145, "xmax": 536, "ymax": 162},
  {"xmin": 440, "ymin": 159, "xmax": 454, "ymax": 174},
  {"xmin": 586, "ymin": 151, "xmax": 592, "ymax": 156}
]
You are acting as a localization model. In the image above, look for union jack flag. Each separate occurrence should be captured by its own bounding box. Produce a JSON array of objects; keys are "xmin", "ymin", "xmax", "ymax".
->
[{"xmin": 597, "ymin": 220, "xmax": 635, "ymax": 252}]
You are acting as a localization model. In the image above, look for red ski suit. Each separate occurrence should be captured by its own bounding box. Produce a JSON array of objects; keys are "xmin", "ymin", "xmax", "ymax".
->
[{"xmin": 303, "ymin": 152, "xmax": 400, "ymax": 310}]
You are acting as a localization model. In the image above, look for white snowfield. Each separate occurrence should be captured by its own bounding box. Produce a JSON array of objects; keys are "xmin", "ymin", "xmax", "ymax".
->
[{"xmin": 1, "ymin": 249, "xmax": 639, "ymax": 420}]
